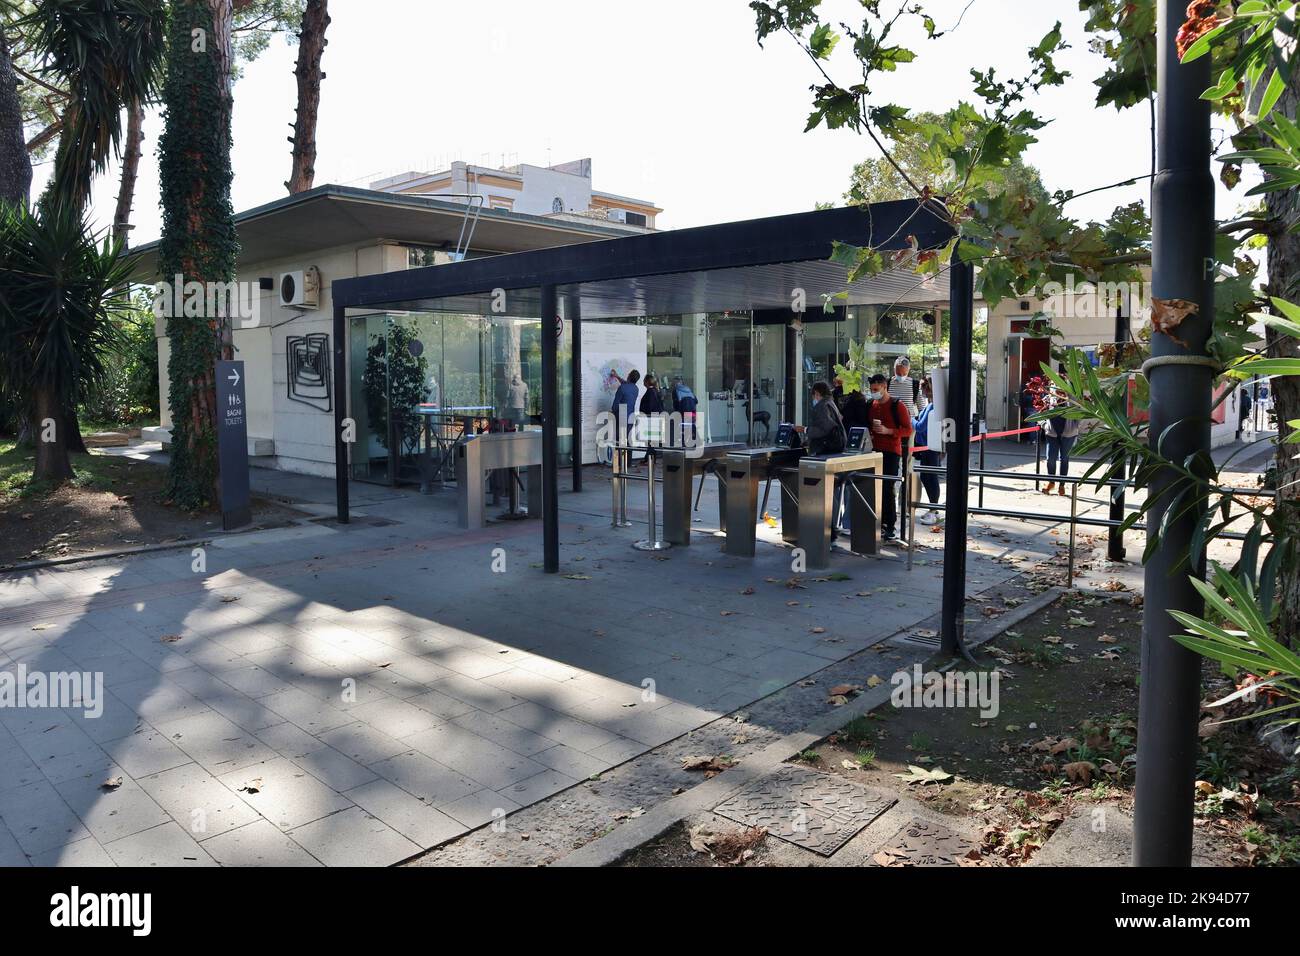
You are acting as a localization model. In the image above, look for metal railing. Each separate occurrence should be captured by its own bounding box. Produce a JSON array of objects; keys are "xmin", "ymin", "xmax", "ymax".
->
[{"xmin": 905, "ymin": 461, "xmax": 1276, "ymax": 580}]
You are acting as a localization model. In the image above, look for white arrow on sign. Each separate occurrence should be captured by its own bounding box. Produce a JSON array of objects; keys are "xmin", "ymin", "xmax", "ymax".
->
[{"xmin": 228, "ymin": 367, "xmax": 240, "ymax": 387}]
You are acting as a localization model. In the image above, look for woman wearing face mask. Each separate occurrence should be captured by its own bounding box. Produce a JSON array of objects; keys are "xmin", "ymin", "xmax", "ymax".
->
[{"xmin": 912, "ymin": 378, "xmax": 943, "ymax": 523}]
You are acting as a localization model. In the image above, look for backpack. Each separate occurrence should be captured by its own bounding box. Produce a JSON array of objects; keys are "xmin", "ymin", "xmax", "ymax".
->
[{"xmin": 819, "ymin": 401, "xmax": 847, "ymax": 454}]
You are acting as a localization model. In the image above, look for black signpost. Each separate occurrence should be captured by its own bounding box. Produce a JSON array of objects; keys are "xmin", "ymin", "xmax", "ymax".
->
[{"xmin": 216, "ymin": 359, "xmax": 252, "ymax": 530}]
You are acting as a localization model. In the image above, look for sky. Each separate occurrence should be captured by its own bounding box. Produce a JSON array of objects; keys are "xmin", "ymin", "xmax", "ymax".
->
[{"xmin": 35, "ymin": 0, "xmax": 1253, "ymax": 244}]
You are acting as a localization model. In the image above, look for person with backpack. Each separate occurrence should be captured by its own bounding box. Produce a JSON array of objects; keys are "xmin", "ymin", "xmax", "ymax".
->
[
  {"xmin": 799, "ymin": 380, "xmax": 847, "ymax": 455},
  {"xmin": 796, "ymin": 381, "xmax": 848, "ymax": 540},
  {"xmin": 867, "ymin": 373, "xmax": 913, "ymax": 541}
]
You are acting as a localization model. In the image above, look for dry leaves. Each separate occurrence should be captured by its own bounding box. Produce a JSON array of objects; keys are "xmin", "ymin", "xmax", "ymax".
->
[{"xmin": 688, "ymin": 823, "xmax": 766, "ymax": 864}]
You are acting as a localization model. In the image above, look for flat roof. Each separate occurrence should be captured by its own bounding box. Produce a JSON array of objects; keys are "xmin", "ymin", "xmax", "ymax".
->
[
  {"xmin": 126, "ymin": 184, "xmax": 645, "ymax": 280},
  {"xmin": 332, "ymin": 199, "xmax": 956, "ymax": 319}
]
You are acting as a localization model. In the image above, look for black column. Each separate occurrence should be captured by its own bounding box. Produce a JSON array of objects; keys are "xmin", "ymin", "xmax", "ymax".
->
[
  {"xmin": 1134, "ymin": 0, "xmax": 1215, "ymax": 867},
  {"xmin": 332, "ymin": 303, "xmax": 349, "ymax": 524},
  {"xmin": 541, "ymin": 285, "xmax": 560, "ymax": 573},
  {"xmin": 939, "ymin": 258, "xmax": 974, "ymax": 660},
  {"xmin": 785, "ymin": 322, "xmax": 799, "ymax": 423},
  {"xmin": 569, "ymin": 292, "xmax": 582, "ymax": 492}
]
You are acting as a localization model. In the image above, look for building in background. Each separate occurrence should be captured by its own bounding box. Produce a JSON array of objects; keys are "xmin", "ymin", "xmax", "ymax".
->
[{"xmin": 371, "ymin": 157, "xmax": 661, "ymax": 232}]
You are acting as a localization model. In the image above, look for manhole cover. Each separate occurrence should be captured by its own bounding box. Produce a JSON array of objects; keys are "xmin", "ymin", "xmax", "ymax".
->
[
  {"xmin": 711, "ymin": 765, "xmax": 896, "ymax": 856},
  {"xmin": 870, "ymin": 817, "xmax": 976, "ymax": 866}
]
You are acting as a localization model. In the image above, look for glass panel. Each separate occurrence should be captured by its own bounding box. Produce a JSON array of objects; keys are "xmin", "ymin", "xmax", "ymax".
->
[
  {"xmin": 750, "ymin": 323, "xmax": 783, "ymax": 444},
  {"xmin": 705, "ymin": 312, "xmax": 751, "ymax": 444}
]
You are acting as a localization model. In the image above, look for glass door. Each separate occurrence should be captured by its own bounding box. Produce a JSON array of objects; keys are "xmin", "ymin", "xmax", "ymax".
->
[{"xmin": 705, "ymin": 313, "xmax": 752, "ymax": 444}]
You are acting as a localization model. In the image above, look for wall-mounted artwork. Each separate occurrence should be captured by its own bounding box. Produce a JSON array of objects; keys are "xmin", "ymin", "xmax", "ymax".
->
[{"xmin": 286, "ymin": 333, "xmax": 332, "ymax": 411}]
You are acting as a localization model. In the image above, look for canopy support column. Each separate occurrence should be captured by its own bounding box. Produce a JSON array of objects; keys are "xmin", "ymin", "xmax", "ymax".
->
[
  {"xmin": 940, "ymin": 258, "xmax": 974, "ymax": 661},
  {"xmin": 333, "ymin": 302, "xmax": 349, "ymax": 524},
  {"xmin": 541, "ymin": 284, "xmax": 560, "ymax": 573}
]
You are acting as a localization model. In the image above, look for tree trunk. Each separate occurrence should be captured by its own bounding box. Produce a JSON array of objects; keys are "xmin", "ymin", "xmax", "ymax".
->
[
  {"xmin": 159, "ymin": 0, "xmax": 239, "ymax": 510},
  {"xmin": 286, "ymin": 0, "xmax": 329, "ymax": 194},
  {"xmin": 1266, "ymin": 69, "xmax": 1300, "ymax": 646},
  {"xmin": 0, "ymin": 21, "xmax": 31, "ymax": 206},
  {"xmin": 33, "ymin": 385, "xmax": 74, "ymax": 484},
  {"xmin": 64, "ymin": 407, "xmax": 87, "ymax": 454},
  {"xmin": 113, "ymin": 99, "xmax": 145, "ymax": 246}
]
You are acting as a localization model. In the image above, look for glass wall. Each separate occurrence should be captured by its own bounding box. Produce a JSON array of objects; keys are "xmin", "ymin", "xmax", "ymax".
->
[{"xmin": 348, "ymin": 309, "xmax": 568, "ymax": 486}]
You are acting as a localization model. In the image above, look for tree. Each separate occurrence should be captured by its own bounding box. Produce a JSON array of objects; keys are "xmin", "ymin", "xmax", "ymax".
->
[
  {"xmin": 286, "ymin": 0, "xmax": 328, "ymax": 193},
  {"xmin": 845, "ymin": 110, "xmax": 1049, "ymax": 207},
  {"xmin": 0, "ymin": 14, "xmax": 30, "ymax": 205},
  {"xmin": 157, "ymin": 0, "xmax": 239, "ymax": 510},
  {"xmin": 114, "ymin": 0, "xmax": 308, "ymax": 245},
  {"xmin": 21, "ymin": 0, "xmax": 166, "ymax": 213},
  {"xmin": 0, "ymin": 201, "xmax": 132, "ymax": 483}
]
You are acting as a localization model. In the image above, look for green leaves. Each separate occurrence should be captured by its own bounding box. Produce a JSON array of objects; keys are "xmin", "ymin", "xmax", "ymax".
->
[
  {"xmin": 809, "ymin": 21, "xmax": 838, "ymax": 59},
  {"xmin": 1171, "ymin": 564, "xmax": 1300, "ymax": 747},
  {"xmin": 0, "ymin": 200, "xmax": 134, "ymax": 417}
]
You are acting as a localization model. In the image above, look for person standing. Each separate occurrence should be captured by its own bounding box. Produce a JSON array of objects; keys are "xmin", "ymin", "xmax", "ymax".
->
[
  {"xmin": 887, "ymin": 357, "xmax": 918, "ymax": 540},
  {"xmin": 887, "ymin": 356, "xmax": 919, "ymax": 415},
  {"xmin": 640, "ymin": 374, "xmax": 665, "ymax": 449},
  {"xmin": 670, "ymin": 376, "xmax": 698, "ymax": 447},
  {"xmin": 841, "ymin": 386, "xmax": 870, "ymax": 432},
  {"xmin": 913, "ymin": 377, "xmax": 943, "ymax": 524},
  {"xmin": 610, "ymin": 369, "xmax": 641, "ymax": 464},
  {"xmin": 796, "ymin": 381, "xmax": 848, "ymax": 541},
  {"xmin": 867, "ymin": 373, "xmax": 913, "ymax": 541},
  {"xmin": 1040, "ymin": 380, "xmax": 1081, "ymax": 496}
]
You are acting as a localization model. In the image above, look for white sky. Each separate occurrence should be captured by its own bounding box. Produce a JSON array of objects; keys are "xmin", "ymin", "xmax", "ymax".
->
[{"xmin": 37, "ymin": 0, "xmax": 1251, "ymax": 244}]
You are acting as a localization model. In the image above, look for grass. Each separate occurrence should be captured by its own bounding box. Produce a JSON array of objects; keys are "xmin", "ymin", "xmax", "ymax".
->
[{"xmin": 0, "ymin": 440, "xmax": 124, "ymax": 503}]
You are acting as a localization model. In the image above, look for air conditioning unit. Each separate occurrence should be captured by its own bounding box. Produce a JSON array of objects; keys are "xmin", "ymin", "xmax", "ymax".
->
[{"xmin": 279, "ymin": 267, "xmax": 321, "ymax": 309}]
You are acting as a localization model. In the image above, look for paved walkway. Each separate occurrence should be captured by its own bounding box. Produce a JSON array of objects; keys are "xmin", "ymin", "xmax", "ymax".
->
[{"xmin": 0, "ymin": 441, "xmax": 1253, "ymax": 866}]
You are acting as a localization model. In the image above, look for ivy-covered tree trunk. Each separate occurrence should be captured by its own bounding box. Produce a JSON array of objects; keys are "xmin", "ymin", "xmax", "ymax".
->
[
  {"xmin": 1267, "ymin": 69, "xmax": 1300, "ymax": 647},
  {"xmin": 0, "ymin": 21, "xmax": 30, "ymax": 206},
  {"xmin": 286, "ymin": 0, "xmax": 329, "ymax": 194},
  {"xmin": 158, "ymin": 0, "xmax": 239, "ymax": 510}
]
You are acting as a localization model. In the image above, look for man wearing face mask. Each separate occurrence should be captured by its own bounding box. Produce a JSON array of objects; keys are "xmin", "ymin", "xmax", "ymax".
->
[{"xmin": 866, "ymin": 373, "xmax": 913, "ymax": 541}]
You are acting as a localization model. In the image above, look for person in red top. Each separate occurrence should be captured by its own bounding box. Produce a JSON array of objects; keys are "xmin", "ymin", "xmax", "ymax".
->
[{"xmin": 866, "ymin": 373, "xmax": 913, "ymax": 540}]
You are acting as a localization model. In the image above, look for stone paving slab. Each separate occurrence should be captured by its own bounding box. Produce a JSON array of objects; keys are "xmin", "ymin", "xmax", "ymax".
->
[{"xmin": 711, "ymin": 764, "xmax": 896, "ymax": 856}]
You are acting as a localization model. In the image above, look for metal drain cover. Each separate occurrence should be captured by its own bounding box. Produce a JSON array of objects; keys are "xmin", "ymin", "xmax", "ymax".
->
[
  {"xmin": 871, "ymin": 817, "xmax": 977, "ymax": 866},
  {"xmin": 711, "ymin": 765, "xmax": 896, "ymax": 856}
]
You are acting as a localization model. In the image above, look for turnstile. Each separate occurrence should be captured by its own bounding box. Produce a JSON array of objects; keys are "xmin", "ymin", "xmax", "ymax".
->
[
  {"xmin": 455, "ymin": 431, "xmax": 542, "ymax": 529},
  {"xmin": 722, "ymin": 447, "xmax": 804, "ymax": 556},
  {"xmin": 798, "ymin": 452, "xmax": 885, "ymax": 568},
  {"xmin": 661, "ymin": 442, "xmax": 745, "ymax": 545}
]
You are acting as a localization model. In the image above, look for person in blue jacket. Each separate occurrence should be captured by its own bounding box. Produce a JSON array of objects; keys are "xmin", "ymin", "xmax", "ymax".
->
[
  {"xmin": 610, "ymin": 369, "xmax": 641, "ymax": 462},
  {"xmin": 913, "ymin": 378, "xmax": 944, "ymax": 524}
]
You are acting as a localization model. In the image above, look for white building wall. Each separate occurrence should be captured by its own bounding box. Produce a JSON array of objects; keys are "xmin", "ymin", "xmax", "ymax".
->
[{"xmin": 152, "ymin": 240, "xmax": 409, "ymax": 477}]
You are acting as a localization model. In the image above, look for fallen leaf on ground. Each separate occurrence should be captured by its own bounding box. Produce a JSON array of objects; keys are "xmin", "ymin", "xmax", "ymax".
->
[
  {"xmin": 1063, "ymin": 761, "xmax": 1097, "ymax": 785},
  {"xmin": 893, "ymin": 765, "xmax": 953, "ymax": 785}
]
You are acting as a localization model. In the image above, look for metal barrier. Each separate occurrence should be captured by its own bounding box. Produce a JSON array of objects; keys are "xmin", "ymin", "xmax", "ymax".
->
[
  {"xmin": 609, "ymin": 443, "xmax": 670, "ymax": 550},
  {"xmin": 904, "ymin": 460, "xmax": 1276, "ymax": 581}
]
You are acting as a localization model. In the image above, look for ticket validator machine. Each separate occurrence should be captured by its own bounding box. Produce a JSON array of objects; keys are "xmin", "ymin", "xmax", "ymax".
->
[
  {"xmin": 455, "ymin": 431, "xmax": 542, "ymax": 529},
  {"xmin": 722, "ymin": 424, "xmax": 805, "ymax": 557},
  {"xmin": 661, "ymin": 442, "xmax": 746, "ymax": 546}
]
